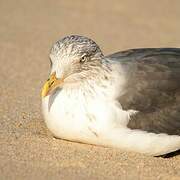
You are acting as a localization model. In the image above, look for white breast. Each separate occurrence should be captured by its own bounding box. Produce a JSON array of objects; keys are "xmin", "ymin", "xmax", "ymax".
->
[
  {"xmin": 41, "ymin": 72, "xmax": 180, "ymax": 156},
  {"xmin": 42, "ymin": 86, "xmax": 130, "ymax": 142}
]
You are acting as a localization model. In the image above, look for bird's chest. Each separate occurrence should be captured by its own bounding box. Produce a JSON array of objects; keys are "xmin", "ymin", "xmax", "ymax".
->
[{"xmin": 41, "ymin": 90, "xmax": 124, "ymax": 139}]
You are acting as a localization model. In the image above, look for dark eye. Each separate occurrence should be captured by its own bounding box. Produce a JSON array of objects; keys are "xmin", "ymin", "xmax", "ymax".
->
[{"xmin": 80, "ymin": 55, "xmax": 88, "ymax": 63}]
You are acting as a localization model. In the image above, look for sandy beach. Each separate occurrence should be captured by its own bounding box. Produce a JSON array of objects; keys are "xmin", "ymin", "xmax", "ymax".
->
[{"xmin": 0, "ymin": 0, "xmax": 180, "ymax": 179}]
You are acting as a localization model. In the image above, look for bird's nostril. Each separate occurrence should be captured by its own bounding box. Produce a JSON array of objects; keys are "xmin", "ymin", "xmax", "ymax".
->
[{"xmin": 50, "ymin": 81, "xmax": 54, "ymax": 86}]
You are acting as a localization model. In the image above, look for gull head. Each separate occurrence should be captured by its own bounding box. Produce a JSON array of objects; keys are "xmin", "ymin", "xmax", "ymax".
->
[{"xmin": 41, "ymin": 35, "xmax": 104, "ymax": 97}]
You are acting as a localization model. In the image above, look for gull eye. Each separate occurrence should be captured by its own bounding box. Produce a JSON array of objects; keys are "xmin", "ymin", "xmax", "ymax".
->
[{"xmin": 80, "ymin": 55, "xmax": 88, "ymax": 63}]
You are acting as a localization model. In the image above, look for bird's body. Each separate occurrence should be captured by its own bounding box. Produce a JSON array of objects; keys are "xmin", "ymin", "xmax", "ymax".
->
[{"xmin": 41, "ymin": 35, "xmax": 180, "ymax": 156}]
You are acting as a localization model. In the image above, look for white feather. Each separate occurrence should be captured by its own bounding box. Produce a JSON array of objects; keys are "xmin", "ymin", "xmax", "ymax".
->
[{"xmin": 42, "ymin": 78, "xmax": 180, "ymax": 156}]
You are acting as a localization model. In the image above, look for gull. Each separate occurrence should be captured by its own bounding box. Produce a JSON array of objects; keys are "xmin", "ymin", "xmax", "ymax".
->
[{"xmin": 41, "ymin": 35, "xmax": 180, "ymax": 156}]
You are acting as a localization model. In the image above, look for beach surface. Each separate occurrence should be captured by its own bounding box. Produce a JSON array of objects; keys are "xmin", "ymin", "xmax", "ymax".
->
[{"xmin": 0, "ymin": 0, "xmax": 180, "ymax": 179}]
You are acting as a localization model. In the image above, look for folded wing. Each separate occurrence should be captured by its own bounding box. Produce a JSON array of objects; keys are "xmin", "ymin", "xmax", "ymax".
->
[{"xmin": 107, "ymin": 48, "xmax": 180, "ymax": 135}]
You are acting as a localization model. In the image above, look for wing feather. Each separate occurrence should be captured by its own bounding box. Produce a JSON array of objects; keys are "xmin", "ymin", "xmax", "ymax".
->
[{"xmin": 107, "ymin": 48, "xmax": 180, "ymax": 135}]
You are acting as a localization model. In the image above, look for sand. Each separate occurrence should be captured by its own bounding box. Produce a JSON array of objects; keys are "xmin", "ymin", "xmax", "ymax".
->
[{"xmin": 0, "ymin": 0, "xmax": 180, "ymax": 179}]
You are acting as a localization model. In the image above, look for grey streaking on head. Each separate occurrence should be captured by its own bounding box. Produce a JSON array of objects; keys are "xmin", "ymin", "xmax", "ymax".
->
[{"xmin": 41, "ymin": 35, "xmax": 180, "ymax": 156}]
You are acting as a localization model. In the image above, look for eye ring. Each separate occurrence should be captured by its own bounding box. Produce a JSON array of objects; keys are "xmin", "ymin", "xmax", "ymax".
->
[{"xmin": 80, "ymin": 55, "xmax": 88, "ymax": 63}]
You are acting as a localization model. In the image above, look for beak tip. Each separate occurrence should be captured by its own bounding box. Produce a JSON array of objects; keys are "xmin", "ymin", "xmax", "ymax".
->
[
  {"xmin": 41, "ymin": 81, "xmax": 50, "ymax": 98},
  {"xmin": 41, "ymin": 72, "xmax": 63, "ymax": 98},
  {"xmin": 41, "ymin": 91, "xmax": 47, "ymax": 98},
  {"xmin": 41, "ymin": 93, "xmax": 46, "ymax": 98}
]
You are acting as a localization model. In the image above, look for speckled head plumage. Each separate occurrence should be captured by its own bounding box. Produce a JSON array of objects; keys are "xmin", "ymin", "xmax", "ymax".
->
[
  {"xmin": 50, "ymin": 35, "xmax": 104, "ymax": 61},
  {"xmin": 49, "ymin": 35, "xmax": 105, "ymax": 79},
  {"xmin": 41, "ymin": 35, "xmax": 108, "ymax": 97}
]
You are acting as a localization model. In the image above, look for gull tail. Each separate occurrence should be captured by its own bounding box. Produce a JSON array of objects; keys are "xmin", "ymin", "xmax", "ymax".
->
[{"xmin": 93, "ymin": 128, "xmax": 180, "ymax": 156}]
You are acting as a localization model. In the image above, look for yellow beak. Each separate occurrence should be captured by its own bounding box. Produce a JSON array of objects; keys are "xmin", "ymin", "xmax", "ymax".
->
[{"xmin": 41, "ymin": 72, "xmax": 64, "ymax": 98}]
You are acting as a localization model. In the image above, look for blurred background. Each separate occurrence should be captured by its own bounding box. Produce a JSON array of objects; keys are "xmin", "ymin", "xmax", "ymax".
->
[
  {"xmin": 1, "ymin": 0, "xmax": 180, "ymax": 53},
  {"xmin": 1, "ymin": 0, "xmax": 180, "ymax": 179}
]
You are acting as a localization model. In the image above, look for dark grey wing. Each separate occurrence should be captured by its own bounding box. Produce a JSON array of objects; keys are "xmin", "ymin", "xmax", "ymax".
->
[{"xmin": 107, "ymin": 48, "xmax": 180, "ymax": 135}]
